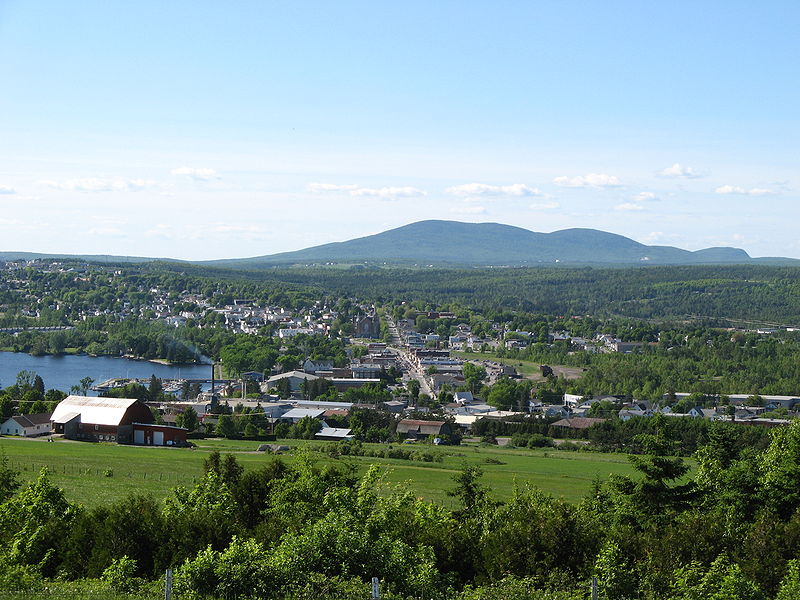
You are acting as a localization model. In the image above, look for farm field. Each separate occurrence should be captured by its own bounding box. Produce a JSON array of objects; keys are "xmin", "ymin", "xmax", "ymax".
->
[
  {"xmin": 452, "ymin": 351, "xmax": 585, "ymax": 380},
  {"xmin": 0, "ymin": 436, "xmax": 646, "ymax": 507}
]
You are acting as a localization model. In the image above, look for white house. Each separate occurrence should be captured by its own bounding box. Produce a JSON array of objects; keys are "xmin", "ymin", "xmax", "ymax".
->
[{"xmin": 0, "ymin": 413, "xmax": 52, "ymax": 437}]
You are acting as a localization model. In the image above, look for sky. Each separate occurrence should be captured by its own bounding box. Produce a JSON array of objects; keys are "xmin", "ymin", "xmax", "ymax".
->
[{"xmin": 0, "ymin": 1, "xmax": 798, "ymax": 260}]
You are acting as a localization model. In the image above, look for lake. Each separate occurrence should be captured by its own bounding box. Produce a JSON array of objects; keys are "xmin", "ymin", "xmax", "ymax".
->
[{"xmin": 0, "ymin": 352, "xmax": 213, "ymax": 394}]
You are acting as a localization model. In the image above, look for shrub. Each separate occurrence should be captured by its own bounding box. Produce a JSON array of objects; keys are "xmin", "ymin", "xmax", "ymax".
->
[{"xmin": 101, "ymin": 556, "xmax": 141, "ymax": 593}]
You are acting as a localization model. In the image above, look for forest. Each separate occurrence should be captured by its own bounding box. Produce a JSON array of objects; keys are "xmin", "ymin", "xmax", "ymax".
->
[
  {"xmin": 208, "ymin": 263, "xmax": 800, "ymax": 324},
  {"xmin": 4, "ymin": 421, "xmax": 800, "ymax": 599}
]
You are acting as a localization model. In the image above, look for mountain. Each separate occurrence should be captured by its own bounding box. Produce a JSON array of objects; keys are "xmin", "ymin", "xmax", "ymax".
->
[
  {"xmin": 3, "ymin": 220, "xmax": 795, "ymax": 268},
  {"xmin": 202, "ymin": 220, "xmax": 763, "ymax": 267}
]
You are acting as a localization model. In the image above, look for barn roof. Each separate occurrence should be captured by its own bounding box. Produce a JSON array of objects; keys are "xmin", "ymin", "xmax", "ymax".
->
[
  {"xmin": 50, "ymin": 395, "xmax": 140, "ymax": 426},
  {"xmin": 551, "ymin": 417, "xmax": 606, "ymax": 429},
  {"xmin": 396, "ymin": 419, "xmax": 448, "ymax": 435}
]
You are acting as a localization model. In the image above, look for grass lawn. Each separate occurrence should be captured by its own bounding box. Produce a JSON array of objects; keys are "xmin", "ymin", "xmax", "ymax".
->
[
  {"xmin": 0, "ymin": 436, "xmax": 648, "ymax": 508},
  {"xmin": 452, "ymin": 351, "xmax": 585, "ymax": 380}
]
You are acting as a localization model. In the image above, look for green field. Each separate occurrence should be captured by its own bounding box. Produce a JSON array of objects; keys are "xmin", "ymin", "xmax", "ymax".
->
[
  {"xmin": 0, "ymin": 436, "xmax": 643, "ymax": 507},
  {"xmin": 452, "ymin": 350, "xmax": 585, "ymax": 380}
]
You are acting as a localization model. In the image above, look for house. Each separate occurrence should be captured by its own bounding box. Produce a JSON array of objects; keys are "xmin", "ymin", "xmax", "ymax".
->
[
  {"xmin": 303, "ymin": 359, "xmax": 334, "ymax": 374},
  {"xmin": 688, "ymin": 407, "xmax": 719, "ymax": 419},
  {"xmin": 381, "ymin": 400, "xmax": 407, "ymax": 413},
  {"xmin": 396, "ymin": 419, "xmax": 452, "ymax": 439},
  {"xmin": 0, "ymin": 413, "xmax": 52, "ymax": 437},
  {"xmin": 50, "ymin": 395, "xmax": 153, "ymax": 443},
  {"xmin": 618, "ymin": 409, "xmax": 650, "ymax": 421}
]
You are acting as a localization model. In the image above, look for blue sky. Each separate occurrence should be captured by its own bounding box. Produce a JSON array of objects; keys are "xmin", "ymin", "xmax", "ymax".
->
[{"xmin": 0, "ymin": 1, "xmax": 798, "ymax": 259}]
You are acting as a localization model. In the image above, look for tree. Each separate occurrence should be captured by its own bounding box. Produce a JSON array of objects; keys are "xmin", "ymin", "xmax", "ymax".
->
[
  {"xmin": 462, "ymin": 362, "xmax": 487, "ymax": 395},
  {"xmin": 217, "ymin": 415, "xmax": 237, "ymax": 439},
  {"xmin": 0, "ymin": 451, "xmax": 20, "ymax": 502},
  {"xmin": 594, "ymin": 540, "xmax": 636, "ymax": 600},
  {"xmin": 0, "ymin": 469, "xmax": 76, "ymax": 575},
  {"xmin": 759, "ymin": 420, "xmax": 800, "ymax": 518},
  {"xmin": 407, "ymin": 379, "xmax": 420, "ymax": 401},
  {"xmin": 33, "ymin": 375, "xmax": 45, "ymax": 395},
  {"xmin": 148, "ymin": 375, "xmax": 162, "ymax": 401},
  {"xmin": 776, "ymin": 560, "xmax": 800, "ymax": 600},
  {"xmin": 447, "ymin": 465, "xmax": 487, "ymax": 516},
  {"xmin": 670, "ymin": 555, "xmax": 764, "ymax": 600},
  {"xmin": 72, "ymin": 376, "xmax": 94, "ymax": 396},
  {"xmin": 177, "ymin": 407, "xmax": 198, "ymax": 432},
  {"xmin": 15, "ymin": 370, "xmax": 36, "ymax": 391}
]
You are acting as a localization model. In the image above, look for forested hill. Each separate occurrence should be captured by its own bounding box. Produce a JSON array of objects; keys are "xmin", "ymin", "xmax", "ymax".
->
[
  {"xmin": 208, "ymin": 263, "xmax": 800, "ymax": 325},
  {"xmin": 201, "ymin": 220, "xmax": 777, "ymax": 267}
]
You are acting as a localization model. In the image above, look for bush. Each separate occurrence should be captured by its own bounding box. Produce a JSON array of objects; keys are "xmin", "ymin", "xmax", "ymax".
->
[
  {"xmin": 528, "ymin": 434, "xmax": 555, "ymax": 449},
  {"xmin": 101, "ymin": 556, "xmax": 141, "ymax": 593}
]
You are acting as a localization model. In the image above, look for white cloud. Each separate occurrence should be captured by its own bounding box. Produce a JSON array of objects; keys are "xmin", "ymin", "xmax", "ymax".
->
[
  {"xmin": 350, "ymin": 186, "xmax": 427, "ymax": 199},
  {"xmin": 715, "ymin": 185, "xmax": 775, "ymax": 196},
  {"xmin": 41, "ymin": 178, "xmax": 156, "ymax": 192},
  {"xmin": 553, "ymin": 173, "xmax": 621, "ymax": 188},
  {"xmin": 307, "ymin": 183, "xmax": 426, "ymax": 199},
  {"xmin": 445, "ymin": 182, "xmax": 545, "ymax": 197},
  {"xmin": 529, "ymin": 201, "xmax": 560, "ymax": 210},
  {"xmin": 307, "ymin": 183, "xmax": 359, "ymax": 193},
  {"xmin": 615, "ymin": 202, "xmax": 644, "ymax": 211},
  {"xmin": 634, "ymin": 191, "xmax": 659, "ymax": 202},
  {"xmin": 171, "ymin": 167, "xmax": 218, "ymax": 180},
  {"xmin": 451, "ymin": 205, "xmax": 488, "ymax": 215},
  {"xmin": 658, "ymin": 163, "xmax": 700, "ymax": 178},
  {"xmin": 0, "ymin": 185, "xmax": 16, "ymax": 194}
]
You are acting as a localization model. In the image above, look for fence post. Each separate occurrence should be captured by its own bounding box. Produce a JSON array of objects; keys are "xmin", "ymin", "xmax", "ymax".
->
[
  {"xmin": 371, "ymin": 577, "xmax": 379, "ymax": 599},
  {"xmin": 165, "ymin": 568, "xmax": 173, "ymax": 600},
  {"xmin": 591, "ymin": 576, "xmax": 598, "ymax": 600}
]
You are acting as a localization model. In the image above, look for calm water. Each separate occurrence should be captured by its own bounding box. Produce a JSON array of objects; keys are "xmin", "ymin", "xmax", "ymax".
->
[{"xmin": 0, "ymin": 352, "xmax": 212, "ymax": 394}]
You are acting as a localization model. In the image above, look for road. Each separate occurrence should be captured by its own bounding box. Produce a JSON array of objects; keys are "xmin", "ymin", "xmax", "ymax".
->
[{"xmin": 384, "ymin": 316, "xmax": 433, "ymax": 398}]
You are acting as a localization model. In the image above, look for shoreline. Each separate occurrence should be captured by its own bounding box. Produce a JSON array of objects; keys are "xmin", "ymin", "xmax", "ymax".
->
[{"xmin": 0, "ymin": 348, "xmax": 209, "ymax": 367}]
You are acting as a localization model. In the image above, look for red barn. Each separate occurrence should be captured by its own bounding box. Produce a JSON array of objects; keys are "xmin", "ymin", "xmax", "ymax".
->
[{"xmin": 50, "ymin": 395, "xmax": 153, "ymax": 444}]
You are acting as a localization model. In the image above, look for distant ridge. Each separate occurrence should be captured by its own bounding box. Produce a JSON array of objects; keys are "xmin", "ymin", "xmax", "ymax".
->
[
  {"xmin": 3, "ymin": 220, "xmax": 798, "ymax": 268},
  {"xmin": 202, "ymin": 220, "xmax": 770, "ymax": 267}
]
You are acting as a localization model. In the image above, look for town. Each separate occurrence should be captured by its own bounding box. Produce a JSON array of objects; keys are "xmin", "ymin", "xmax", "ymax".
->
[{"xmin": 2, "ymin": 260, "xmax": 798, "ymax": 449}]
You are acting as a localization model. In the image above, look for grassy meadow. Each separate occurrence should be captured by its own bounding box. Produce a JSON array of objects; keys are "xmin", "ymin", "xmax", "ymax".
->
[
  {"xmin": 0, "ymin": 435, "xmax": 644, "ymax": 508},
  {"xmin": 451, "ymin": 351, "xmax": 585, "ymax": 380}
]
